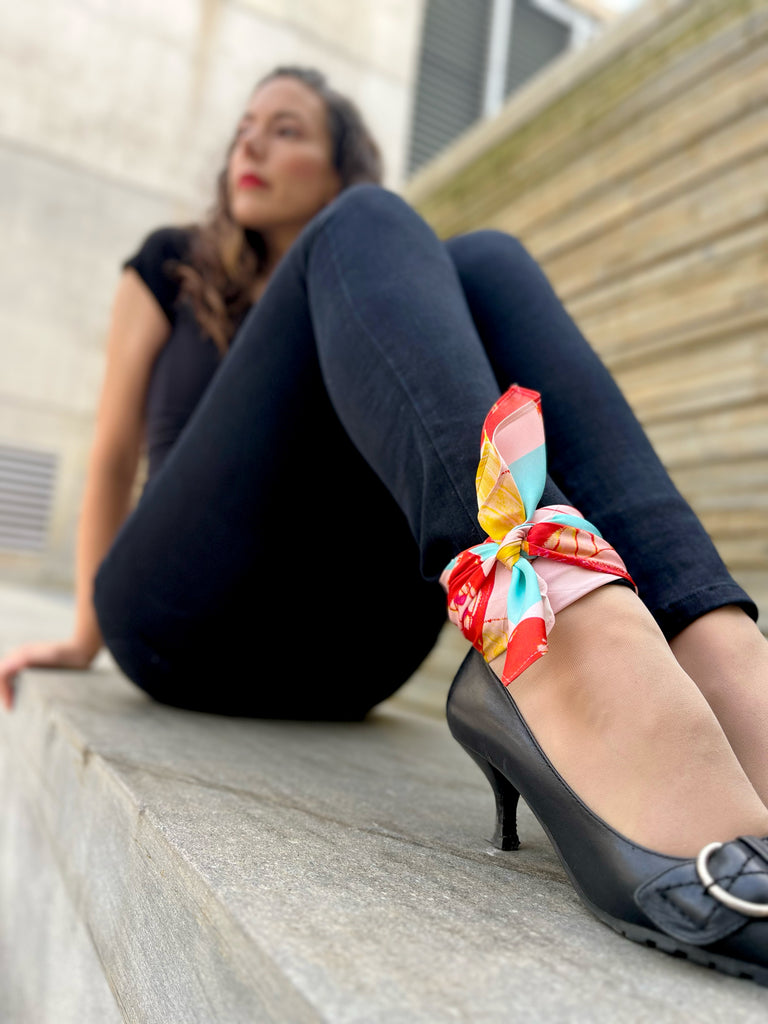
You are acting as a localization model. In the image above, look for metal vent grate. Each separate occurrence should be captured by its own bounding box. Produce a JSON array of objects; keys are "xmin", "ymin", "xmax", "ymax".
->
[
  {"xmin": 407, "ymin": 0, "xmax": 493, "ymax": 175},
  {"xmin": 505, "ymin": 0, "xmax": 571, "ymax": 98},
  {"xmin": 0, "ymin": 444, "xmax": 58, "ymax": 552}
]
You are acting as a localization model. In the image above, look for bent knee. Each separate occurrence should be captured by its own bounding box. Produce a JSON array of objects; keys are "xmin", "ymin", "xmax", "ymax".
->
[
  {"xmin": 445, "ymin": 229, "xmax": 548, "ymax": 297},
  {"xmin": 445, "ymin": 229, "xmax": 529, "ymax": 272},
  {"xmin": 304, "ymin": 181, "xmax": 413, "ymax": 241}
]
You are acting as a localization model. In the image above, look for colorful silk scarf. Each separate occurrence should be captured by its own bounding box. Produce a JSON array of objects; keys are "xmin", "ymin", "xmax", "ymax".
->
[{"xmin": 440, "ymin": 385, "xmax": 635, "ymax": 685}]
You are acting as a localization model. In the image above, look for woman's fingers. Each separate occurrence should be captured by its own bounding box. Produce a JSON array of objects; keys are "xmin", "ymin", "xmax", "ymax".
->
[
  {"xmin": 0, "ymin": 650, "xmax": 29, "ymax": 710},
  {"xmin": 0, "ymin": 658, "xmax": 20, "ymax": 710},
  {"xmin": 0, "ymin": 641, "xmax": 95, "ymax": 711}
]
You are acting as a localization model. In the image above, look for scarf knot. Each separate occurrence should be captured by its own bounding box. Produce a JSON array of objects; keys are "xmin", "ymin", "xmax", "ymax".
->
[
  {"xmin": 440, "ymin": 386, "xmax": 635, "ymax": 685},
  {"xmin": 497, "ymin": 520, "xmax": 534, "ymax": 569}
]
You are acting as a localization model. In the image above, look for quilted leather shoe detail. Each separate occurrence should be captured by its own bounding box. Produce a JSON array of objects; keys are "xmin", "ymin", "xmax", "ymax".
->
[{"xmin": 635, "ymin": 837, "xmax": 768, "ymax": 945}]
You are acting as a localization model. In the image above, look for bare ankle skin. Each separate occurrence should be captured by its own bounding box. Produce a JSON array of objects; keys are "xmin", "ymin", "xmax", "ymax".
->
[
  {"xmin": 671, "ymin": 606, "xmax": 768, "ymax": 807},
  {"xmin": 490, "ymin": 587, "xmax": 768, "ymax": 857}
]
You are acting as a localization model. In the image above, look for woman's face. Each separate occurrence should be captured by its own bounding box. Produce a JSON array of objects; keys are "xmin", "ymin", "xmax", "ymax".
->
[{"xmin": 227, "ymin": 77, "xmax": 342, "ymax": 261}]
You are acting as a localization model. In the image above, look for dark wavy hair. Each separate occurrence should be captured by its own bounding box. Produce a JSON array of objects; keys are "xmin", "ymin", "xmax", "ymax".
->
[{"xmin": 175, "ymin": 66, "xmax": 384, "ymax": 354}]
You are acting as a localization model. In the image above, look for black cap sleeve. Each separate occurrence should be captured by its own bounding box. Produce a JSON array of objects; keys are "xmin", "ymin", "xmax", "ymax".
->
[{"xmin": 122, "ymin": 227, "xmax": 192, "ymax": 326}]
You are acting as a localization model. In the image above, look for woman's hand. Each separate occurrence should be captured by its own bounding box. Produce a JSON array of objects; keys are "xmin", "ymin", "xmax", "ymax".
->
[{"xmin": 0, "ymin": 639, "xmax": 97, "ymax": 711}]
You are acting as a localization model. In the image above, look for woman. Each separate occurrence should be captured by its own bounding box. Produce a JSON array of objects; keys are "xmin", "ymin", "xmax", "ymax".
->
[{"xmin": 3, "ymin": 66, "xmax": 768, "ymax": 982}]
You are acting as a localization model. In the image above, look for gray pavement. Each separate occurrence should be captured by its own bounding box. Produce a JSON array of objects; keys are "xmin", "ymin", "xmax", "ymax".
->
[{"xmin": 1, "ymin": 581, "xmax": 767, "ymax": 1022}]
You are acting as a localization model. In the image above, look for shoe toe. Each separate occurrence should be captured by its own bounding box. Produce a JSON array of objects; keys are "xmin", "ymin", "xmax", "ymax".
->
[{"xmin": 635, "ymin": 835, "xmax": 768, "ymax": 972}]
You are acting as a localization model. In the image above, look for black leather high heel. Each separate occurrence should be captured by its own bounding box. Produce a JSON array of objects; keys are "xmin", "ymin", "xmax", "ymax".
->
[{"xmin": 447, "ymin": 648, "xmax": 768, "ymax": 985}]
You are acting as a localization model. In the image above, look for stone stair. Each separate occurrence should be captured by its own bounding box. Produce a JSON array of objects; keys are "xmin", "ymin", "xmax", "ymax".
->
[{"xmin": 0, "ymin": 582, "xmax": 766, "ymax": 1023}]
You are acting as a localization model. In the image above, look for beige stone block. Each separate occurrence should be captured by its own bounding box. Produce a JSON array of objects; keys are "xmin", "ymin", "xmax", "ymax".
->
[
  {"xmin": 0, "ymin": 143, "xmax": 183, "ymax": 410},
  {"xmin": 0, "ymin": 141, "xmax": 181, "ymax": 583},
  {"xmin": 0, "ymin": 1, "xmax": 200, "ymax": 200},
  {"xmin": 0, "ymin": 0, "xmax": 419, "ymax": 208},
  {"xmin": 237, "ymin": 0, "xmax": 425, "ymax": 82}
]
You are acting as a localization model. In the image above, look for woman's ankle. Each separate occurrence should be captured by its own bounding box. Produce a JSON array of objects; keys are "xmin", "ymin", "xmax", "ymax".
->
[
  {"xmin": 670, "ymin": 605, "xmax": 768, "ymax": 701},
  {"xmin": 670, "ymin": 606, "xmax": 768, "ymax": 807}
]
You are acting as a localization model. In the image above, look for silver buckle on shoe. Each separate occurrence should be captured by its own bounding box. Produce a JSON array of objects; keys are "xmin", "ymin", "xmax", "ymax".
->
[{"xmin": 696, "ymin": 841, "xmax": 768, "ymax": 918}]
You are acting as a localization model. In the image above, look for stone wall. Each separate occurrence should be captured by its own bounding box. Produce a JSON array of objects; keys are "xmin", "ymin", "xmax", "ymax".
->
[
  {"xmin": 405, "ymin": 0, "xmax": 768, "ymax": 623},
  {"xmin": 0, "ymin": 0, "xmax": 425, "ymax": 585}
]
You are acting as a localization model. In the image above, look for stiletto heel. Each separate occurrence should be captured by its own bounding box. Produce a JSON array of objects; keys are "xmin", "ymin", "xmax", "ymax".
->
[{"xmin": 463, "ymin": 747, "xmax": 521, "ymax": 851}]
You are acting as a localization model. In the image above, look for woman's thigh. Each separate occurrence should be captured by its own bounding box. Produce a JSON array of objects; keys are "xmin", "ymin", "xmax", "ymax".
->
[{"xmin": 95, "ymin": 190, "xmax": 450, "ymax": 717}]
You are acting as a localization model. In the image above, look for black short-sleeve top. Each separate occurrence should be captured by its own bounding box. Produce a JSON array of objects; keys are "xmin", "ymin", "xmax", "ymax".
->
[{"xmin": 123, "ymin": 227, "xmax": 244, "ymax": 478}]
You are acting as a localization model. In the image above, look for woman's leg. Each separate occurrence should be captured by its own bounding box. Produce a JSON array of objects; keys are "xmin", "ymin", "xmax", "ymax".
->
[
  {"xmin": 298, "ymin": 190, "xmax": 768, "ymax": 850},
  {"xmin": 444, "ymin": 230, "xmax": 756, "ymax": 637},
  {"xmin": 445, "ymin": 229, "xmax": 768, "ymax": 804},
  {"xmin": 95, "ymin": 185, "xmax": 768, "ymax": 850},
  {"xmin": 95, "ymin": 188, "xmax": 467, "ymax": 718}
]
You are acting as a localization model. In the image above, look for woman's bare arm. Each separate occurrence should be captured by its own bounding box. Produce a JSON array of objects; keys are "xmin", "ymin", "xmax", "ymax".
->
[{"xmin": 0, "ymin": 269, "xmax": 170, "ymax": 708}]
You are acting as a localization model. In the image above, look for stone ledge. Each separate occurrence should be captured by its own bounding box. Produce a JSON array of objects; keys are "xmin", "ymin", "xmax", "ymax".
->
[{"xmin": 1, "ymin": 585, "xmax": 767, "ymax": 1021}]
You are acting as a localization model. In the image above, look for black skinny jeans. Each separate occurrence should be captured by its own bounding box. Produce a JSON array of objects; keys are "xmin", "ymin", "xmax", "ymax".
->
[{"xmin": 94, "ymin": 185, "xmax": 756, "ymax": 718}]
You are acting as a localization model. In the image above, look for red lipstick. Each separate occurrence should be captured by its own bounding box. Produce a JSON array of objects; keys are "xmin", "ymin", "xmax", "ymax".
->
[{"xmin": 239, "ymin": 173, "xmax": 267, "ymax": 189}]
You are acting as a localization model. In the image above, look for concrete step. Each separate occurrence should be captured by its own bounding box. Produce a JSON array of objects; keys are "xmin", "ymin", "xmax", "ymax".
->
[{"xmin": 1, "ymin": 583, "xmax": 766, "ymax": 1023}]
